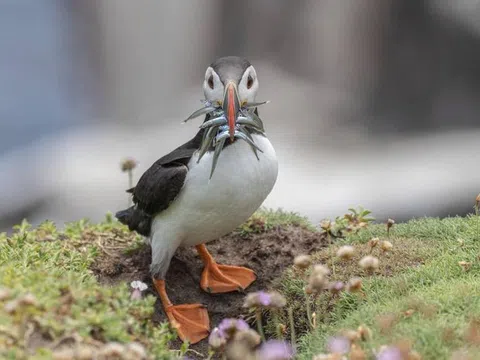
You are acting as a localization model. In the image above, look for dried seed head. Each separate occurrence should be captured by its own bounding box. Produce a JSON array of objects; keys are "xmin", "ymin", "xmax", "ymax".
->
[
  {"xmin": 359, "ymin": 255, "xmax": 379, "ymax": 272},
  {"xmin": 380, "ymin": 241, "xmax": 393, "ymax": 252},
  {"xmin": 308, "ymin": 273, "xmax": 327, "ymax": 292},
  {"xmin": 293, "ymin": 254, "xmax": 312, "ymax": 269},
  {"xmin": 269, "ymin": 291, "xmax": 287, "ymax": 308},
  {"xmin": 120, "ymin": 158, "xmax": 137, "ymax": 172},
  {"xmin": 342, "ymin": 329, "xmax": 360, "ymax": 342},
  {"xmin": 336, "ymin": 246, "xmax": 355, "ymax": 260},
  {"xmin": 0, "ymin": 288, "xmax": 11, "ymax": 301},
  {"xmin": 387, "ymin": 218, "xmax": 395, "ymax": 228},
  {"xmin": 476, "ymin": 193, "xmax": 480, "ymax": 206},
  {"xmin": 357, "ymin": 325, "xmax": 372, "ymax": 341},
  {"xmin": 320, "ymin": 219, "xmax": 332, "ymax": 231},
  {"xmin": 312, "ymin": 264, "xmax": 330, "ymax": 276},
  {"xmin": 350, "ymin": 343, "xmax": 366, "ymax": 360},
  {"xmin": 347, "ymin": 277, "xmax": 363, "ymax": 293},
  {"xmin": 368, "ymin": 238, "xmax": 379, "ymax": 249},
  {"xmin": 304, "ymin": 285, "xmax": 314, "ymax": 295},
  {"xmin": 209, "ymin": 327, "xmax": 227, "ymax": 350},
  {"xmin": 233, "ymin": 329, "xmax": 261, "ymax": 349},
  {"xmin": 459, "ymin": 261, "xmax": 472, "ymax": 271}
]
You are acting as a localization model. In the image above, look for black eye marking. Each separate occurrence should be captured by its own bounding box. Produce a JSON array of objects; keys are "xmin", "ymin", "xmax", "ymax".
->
[
  {"xmin": 208, "ymin": 75, "xmax": 214, "ymax": 89},
  {"xmin": 247, "ymin": 75, "xmax": 254, "ymax": 89}
]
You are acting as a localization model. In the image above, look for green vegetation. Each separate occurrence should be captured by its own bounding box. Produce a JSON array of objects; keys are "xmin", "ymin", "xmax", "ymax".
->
[
  {"xmin": 0, "ymin": 216, "xmax": 179, "ymax": 360},
  {"xmin": 281, "ymin": 215, "xmax": 480, "ymax": 359}
]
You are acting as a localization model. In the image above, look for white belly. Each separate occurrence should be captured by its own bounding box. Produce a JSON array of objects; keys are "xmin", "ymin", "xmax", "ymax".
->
[{"xmin": 151, "ymin": 134, "xmax": 278, "ymax": 247}]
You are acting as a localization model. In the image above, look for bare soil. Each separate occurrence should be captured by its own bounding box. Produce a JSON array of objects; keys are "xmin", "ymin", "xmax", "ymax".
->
[{"xmin": 92, "ymin": 225, "xmax": 327, "ymax": 356}]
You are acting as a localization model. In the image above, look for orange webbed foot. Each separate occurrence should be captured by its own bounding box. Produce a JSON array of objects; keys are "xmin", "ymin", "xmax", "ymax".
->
[
  {"xmin": 200, "ymin": 263, "xmax": 256, "ymax": 293},
  {"xmin": 165, "ymin": 303, "xmax": 210, "ymax": 344},
  {"xmin": 196, "ymin": 244, "xmax": 256, "ymax": 293},
  {"xmin": 153, "ymin": 278, "xmax": 210, "ymax": 344}
]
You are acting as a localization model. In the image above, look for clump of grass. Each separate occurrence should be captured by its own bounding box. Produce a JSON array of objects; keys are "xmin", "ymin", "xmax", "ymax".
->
[
  {"xmin": 237, "ymin": 208, "xmax": 315, "ymax": 237},
  {"xmin": 0, "ymin": 217, "xmax": 182, "ymax": 359}
]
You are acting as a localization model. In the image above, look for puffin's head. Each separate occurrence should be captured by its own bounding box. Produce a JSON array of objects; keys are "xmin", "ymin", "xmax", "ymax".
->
[{"xmin": 203, "ymin": 56, "xmax": 259, "ymax": 141}]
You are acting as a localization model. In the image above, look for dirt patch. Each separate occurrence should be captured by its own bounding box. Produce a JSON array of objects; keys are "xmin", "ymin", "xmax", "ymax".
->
[{"xmin": 91, "ymin": 225, "xmax": 327, "ymax": 357}]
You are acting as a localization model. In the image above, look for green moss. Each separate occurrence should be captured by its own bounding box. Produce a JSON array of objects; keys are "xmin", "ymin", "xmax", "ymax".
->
[
  {"xmin": 236, "ymin": 207, "xmax": 316, "ymax": 236},
  {"xmin": 0, "ymin": 217, "xmax": 179, "ymax": 360}
]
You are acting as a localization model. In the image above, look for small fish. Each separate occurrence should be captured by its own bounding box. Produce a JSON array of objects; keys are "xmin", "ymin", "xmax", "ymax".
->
[{"xmin": 185, "ymin": 100, "xmax": 269, "ymax": 178}]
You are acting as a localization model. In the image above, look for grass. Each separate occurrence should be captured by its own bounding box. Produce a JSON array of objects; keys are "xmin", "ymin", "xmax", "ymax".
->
[
  {"xmin": 280, "ymin": 215, "xmax": 480, "ymax": 359},
  {"xmin": 2, "ymin": 208, "xmax": 480, "ymax": 359}
]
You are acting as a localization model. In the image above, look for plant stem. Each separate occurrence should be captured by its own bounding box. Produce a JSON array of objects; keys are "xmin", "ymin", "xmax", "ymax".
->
[
  {"xmin": 272, "ymin": 310, "xmax": 283, "ymax": 339},
  {"xmin": 127, "ymin": 170, "xmax": 133, "ymax": 207},
  {"xmin": 288, "ymin": 307, "xmax": 296, "ymax": 351},
  {"xmin": 256, "ymin": 309, "xmax": 266, "ymax": 341},
  {"xmin": 305, "ymin": 292, "xmax": 313, "ymax": 329}
]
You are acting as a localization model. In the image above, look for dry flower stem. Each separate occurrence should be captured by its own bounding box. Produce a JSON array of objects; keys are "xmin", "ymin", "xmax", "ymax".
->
[
  {"xmin": 288, "ymin": 307, "xmax": 296, "ymax": 352},
  {"xmin": 255, "ymin": 309, "xmax": 266, "ymax": 342}
]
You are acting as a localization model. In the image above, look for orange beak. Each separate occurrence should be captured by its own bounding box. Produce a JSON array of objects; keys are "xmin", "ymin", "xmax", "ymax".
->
[{"xmin": 222, "ymin": 82, "xmax": 240, "ymax": 142}]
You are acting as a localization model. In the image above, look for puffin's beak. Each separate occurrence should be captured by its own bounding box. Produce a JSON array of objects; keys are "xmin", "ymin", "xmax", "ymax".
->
[{"xmin": 222, "ymin": 82, "xmax": 240, "ymax": 142}]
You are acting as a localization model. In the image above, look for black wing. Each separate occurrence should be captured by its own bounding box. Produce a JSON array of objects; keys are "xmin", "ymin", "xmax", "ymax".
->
[
  {"xmin": 131, "ymin": 127, "xmax": 205, "ymax": 215},
  {"xmin": 116, "ymin": 126, "xmax": 205, "ymax": 236}
]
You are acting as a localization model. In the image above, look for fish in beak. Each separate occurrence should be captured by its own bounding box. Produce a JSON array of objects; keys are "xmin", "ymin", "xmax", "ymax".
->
[{"xmin": 222, "ymin": 82, "xmax": 240, "ymax": 142}]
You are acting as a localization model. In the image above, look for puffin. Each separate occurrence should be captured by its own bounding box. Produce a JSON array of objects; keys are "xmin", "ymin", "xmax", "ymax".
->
[{"xmin": 116, "ymin": 56, "xmax": 278, "ymax": 344}]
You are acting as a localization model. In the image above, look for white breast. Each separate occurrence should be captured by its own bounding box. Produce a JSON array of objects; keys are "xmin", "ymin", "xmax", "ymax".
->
[{"xmin": 151, "ymin": 134, "xmax": 278, "ymax": 248}]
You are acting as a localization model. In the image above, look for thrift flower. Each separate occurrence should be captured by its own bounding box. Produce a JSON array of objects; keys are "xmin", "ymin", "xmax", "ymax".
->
[
  {"xmin": 218, "ymin": 318, "xmax": 249, "ymax": 338},
  {"xmin": 293, "ymin": 254, "xmax": 312, "ymax": 269},
  {"xmin": 208, "ymin": 327, "xmax": 227, "ymax": 350},
  {"xmin": 337, "ymin": 245, "xmax": 355, "ymax": 260},
  {"xmin": 130, "ymin": 280, "xmax": 148, "ymax": 300},
  {"xmin": 359, "ymin": 255, "xmax": 379, "ymax": 272},
  {"xmin": 347, "ymin": 277, "xmax": 363, "ymax": 293},
  {"xmin": 243, "ymin": 291, "xmax": 286, "ymax": 309},
  {"xmin": 327, "ymin": 336, "xmax": 351, "ymax": 354},
  {"xmin": 121, "ymin": 158, "xmax": 137, "ymax": 172},
  {"xmin": 380, "ymin": 241, "xmax": 393, "ymax": 252},
  {"xmin": 376, "ymin": 346, "xmax": 403, "ymax": 360},
  {"xmin": 256, "ymin": 340, "xmax": 294, "ymax": 360}
]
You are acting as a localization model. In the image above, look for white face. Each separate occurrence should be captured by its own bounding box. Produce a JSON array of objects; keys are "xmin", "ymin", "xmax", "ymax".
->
[{"xmin": 203, "ymin": 65, "xmax": 259, "ymax": 106}]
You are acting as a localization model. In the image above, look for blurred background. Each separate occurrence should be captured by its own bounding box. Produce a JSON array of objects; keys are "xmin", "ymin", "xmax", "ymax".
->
[{"xmin": 1, "ymin": 0, "xmax": 480, "ymax": 231}]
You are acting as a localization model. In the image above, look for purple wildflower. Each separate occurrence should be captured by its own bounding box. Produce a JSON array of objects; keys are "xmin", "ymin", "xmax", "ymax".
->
[
  {"xmin": 130, "ymin": 280, "xmax": 147, "ymax": 300},
  {"xmin": 376, "ymin": 346, "xmax": 403, "ymax": 360},
  {"xmin": 217, "ymin": 318, "xmax": 250, "ymax": 338},
  {"xmin": 258, "ymin": 291, "xmax": 272, "ymax": 306},
  {"xmin": 257, "ymin": 340, "xmax": 294, "ymax": 360},
  {"xmin": 208, "ymin": 327, "xmax": 227, "ymax": 350},
  {"xmin": 327, "ymin": 336, "xmax": 351, "ymax": 354}
]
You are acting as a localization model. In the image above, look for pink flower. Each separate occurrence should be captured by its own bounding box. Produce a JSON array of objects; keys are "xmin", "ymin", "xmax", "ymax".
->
[{"xmin": 257, "ymin": 340, "xmax": 294, "ymax": 360}]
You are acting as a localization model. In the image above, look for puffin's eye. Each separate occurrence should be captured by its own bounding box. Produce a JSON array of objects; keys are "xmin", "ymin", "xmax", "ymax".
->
[
  {"xmin": 247, "ymin": 75, "xmax": 254, "ymax": 89},
  {"xmin": 208, "ymin": 75, "xmax": 214, "ymax": 90}
]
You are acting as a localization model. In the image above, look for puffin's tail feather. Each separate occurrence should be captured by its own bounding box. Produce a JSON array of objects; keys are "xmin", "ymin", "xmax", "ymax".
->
[{"xmin": 115, "ymin": 206, "xmax": 152, "ymax": 237}]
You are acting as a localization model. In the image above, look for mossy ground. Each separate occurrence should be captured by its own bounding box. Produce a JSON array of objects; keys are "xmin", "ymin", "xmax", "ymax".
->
[{"xmin": 2, "ymin": 209, "xmax": 480, "ymax": 359}]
